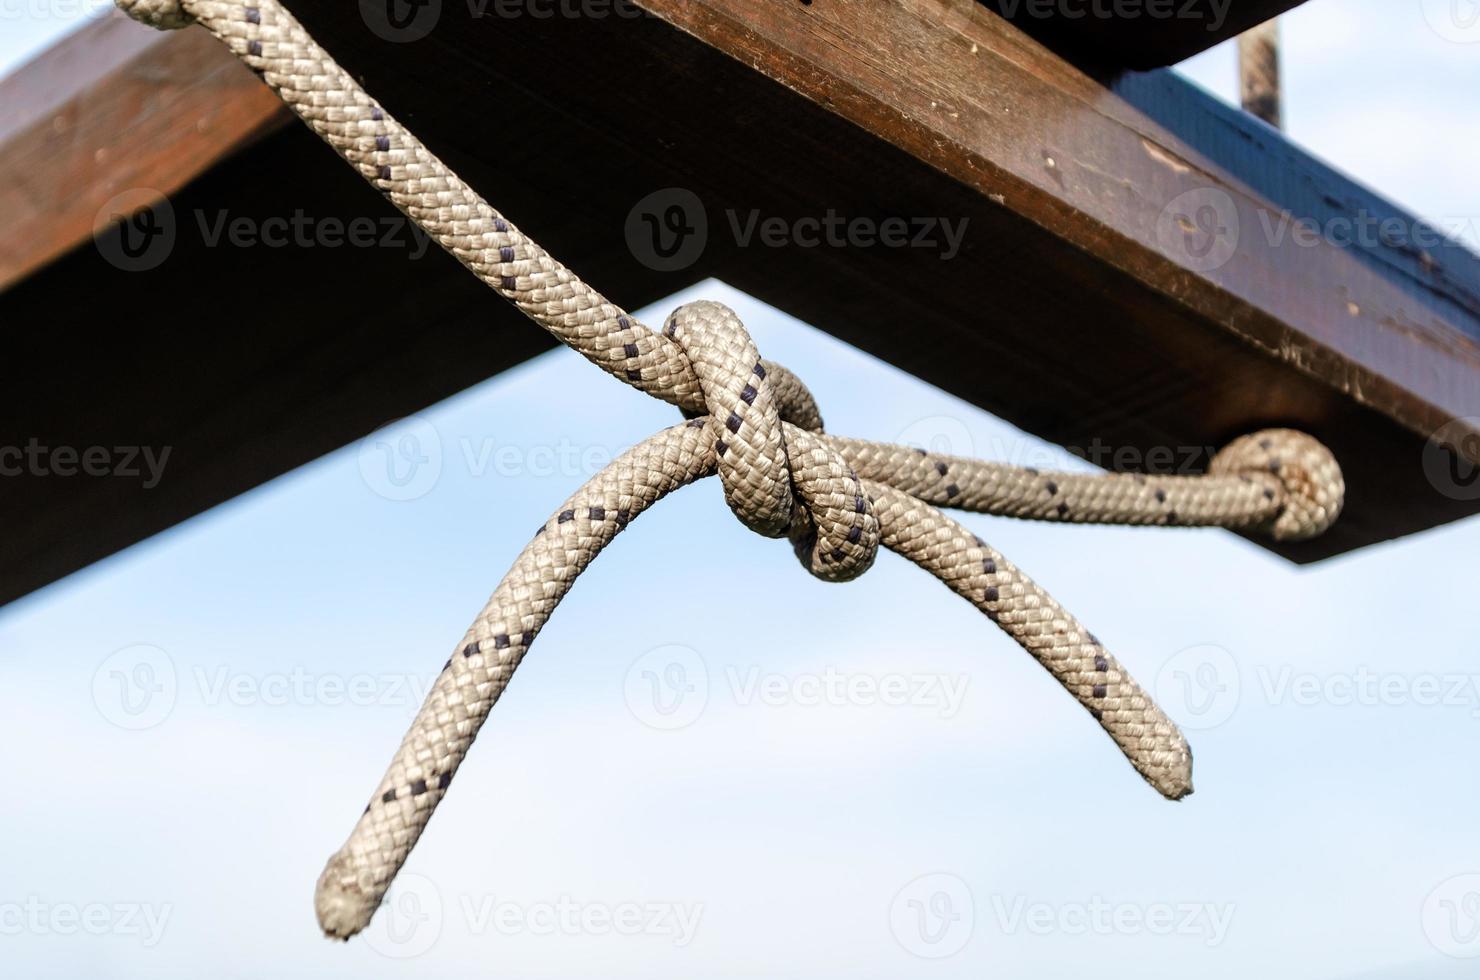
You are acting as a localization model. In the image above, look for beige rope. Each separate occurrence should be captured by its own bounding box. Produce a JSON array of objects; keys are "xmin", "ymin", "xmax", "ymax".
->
[{"xmin": 114, "ymin": 0, "xmax": 1346, "ymax": 941}]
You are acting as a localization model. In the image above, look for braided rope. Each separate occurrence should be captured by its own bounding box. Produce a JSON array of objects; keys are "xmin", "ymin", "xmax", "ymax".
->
[{"xmin": 113, "ymin": 0, "xmax": 1347, "ymax": 941}]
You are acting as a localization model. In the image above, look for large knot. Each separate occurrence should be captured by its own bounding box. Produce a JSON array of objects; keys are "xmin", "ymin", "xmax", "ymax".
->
[
  {"xmin": 663, "ymin": 301, "xmax": 879, "ymax": 582},
  {"xmin": 1210, "ymin": 428, "xmax": 1344, "ymax": 540},
  {"xmin": 115, "ymin": 0, "xmax": 195, "ymax": 29}
]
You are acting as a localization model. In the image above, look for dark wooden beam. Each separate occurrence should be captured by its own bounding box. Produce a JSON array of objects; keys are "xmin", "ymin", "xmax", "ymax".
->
[{"xmin": 1, "ymin": 0, "xmax": 1476, "ymax": 607}]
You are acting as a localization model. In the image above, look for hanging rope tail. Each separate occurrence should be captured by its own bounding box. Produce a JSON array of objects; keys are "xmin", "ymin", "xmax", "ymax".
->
[{"xmin": 113, "ymin": 0, "xmax": 1346, "ymax": 941}]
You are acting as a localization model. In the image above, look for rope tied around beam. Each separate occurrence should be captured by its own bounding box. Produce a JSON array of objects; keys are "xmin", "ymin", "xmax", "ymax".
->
[{"xmin": 115, "ymin": 0, "xmax": 1346, "ymax": 942}]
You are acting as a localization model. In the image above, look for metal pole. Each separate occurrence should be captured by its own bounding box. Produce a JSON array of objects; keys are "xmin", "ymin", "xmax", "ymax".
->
[{"xmin": 1238, "ymin": 20, "xmax": 1283, "ymax": 129}]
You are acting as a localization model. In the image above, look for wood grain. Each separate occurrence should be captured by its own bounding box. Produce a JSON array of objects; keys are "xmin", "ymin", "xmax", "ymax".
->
[{"xmin": 0, "ymin": 10, "xmax": 289, "ymax": 293}]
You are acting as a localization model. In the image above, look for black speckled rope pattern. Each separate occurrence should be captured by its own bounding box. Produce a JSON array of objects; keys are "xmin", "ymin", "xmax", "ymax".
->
[{"xmin": 111, "ymin": 0, "xmax": 1346, "ymax": 942}]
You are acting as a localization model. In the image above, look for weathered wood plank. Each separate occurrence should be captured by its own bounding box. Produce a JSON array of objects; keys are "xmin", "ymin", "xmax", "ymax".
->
[
  {"xmin": 0, "ymin": 10, "xmax": 289, "ymax": 294},
  {"xmin": 641, "ymin": 0, "xmax": 1480, "ymax": 443}
]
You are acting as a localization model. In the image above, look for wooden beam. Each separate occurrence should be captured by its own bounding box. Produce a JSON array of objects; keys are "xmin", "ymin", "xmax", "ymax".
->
[
  {"xmin": 0, "ymin": 10, "xmax": 289, "ymax": 294},
  {"xmin": 639, "ymin": 0, "xmax": 1480, "ymax": 445},
  {"xmin": 0, "ymin": 0, "xmax": 1476, "ymax": 607}
]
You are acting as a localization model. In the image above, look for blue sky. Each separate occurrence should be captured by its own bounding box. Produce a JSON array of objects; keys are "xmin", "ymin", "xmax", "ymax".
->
[{"xmin": 3, "ymin": 3, "xmax": 1480, "ymax": 977}]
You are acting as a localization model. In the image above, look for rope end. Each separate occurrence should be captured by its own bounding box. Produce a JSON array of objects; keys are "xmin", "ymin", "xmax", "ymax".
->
[
  {"xmin": 315, "ymin": 854, "xmax": 381, "ymax": 940},
  {"xmin": 1141, "ymin": 737, "xmax": 1194, "ymax": 802}
]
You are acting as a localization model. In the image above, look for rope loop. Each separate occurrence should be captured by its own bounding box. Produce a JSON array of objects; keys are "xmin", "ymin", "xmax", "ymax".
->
[
  {"xmin": 663, "ymin": 301, "xmax": 879, "ymax": 583},
  {"xmin": 1210, "ymin": 429, "xmax": 1344, "ymax": 540}
]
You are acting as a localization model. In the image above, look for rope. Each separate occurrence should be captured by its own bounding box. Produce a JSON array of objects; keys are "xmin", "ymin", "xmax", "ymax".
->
[{"xmin": 113, "ymin": 0, "xmax": 1346, "ymax": 941}]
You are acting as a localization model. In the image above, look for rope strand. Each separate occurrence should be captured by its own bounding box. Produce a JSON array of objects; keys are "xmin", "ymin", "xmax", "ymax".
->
[{"xmin": 112, "ymin": 0, "xmax": 1346, "ymax": 942}]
